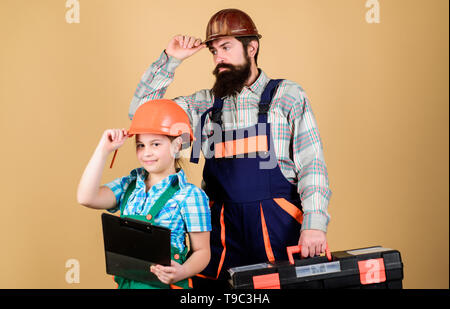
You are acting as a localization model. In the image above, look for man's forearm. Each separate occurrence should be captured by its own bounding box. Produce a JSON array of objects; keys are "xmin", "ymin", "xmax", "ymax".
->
[{"xmin": 129, "ymin": 51, "xmax": 182, "ymax": 119}]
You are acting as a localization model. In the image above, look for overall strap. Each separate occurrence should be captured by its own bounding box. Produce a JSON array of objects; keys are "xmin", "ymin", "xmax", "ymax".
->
[
  {"xmin": 147, "ymin": 178, "xmax": 180, "ymax": 223},
  {"xmin": 210, "ymin": 96, "xmax": 225, "ymax": 127},
  {"xmin": 258, "ymin": 79, "xmax": 284, "ymax": 123},
  {"xmin": 190, "ymin": 96, "xmax": 225, "ymax": 164},
  {"xmin": 120, "ymin": 179, "xmax": 136, "ymax": 216}
]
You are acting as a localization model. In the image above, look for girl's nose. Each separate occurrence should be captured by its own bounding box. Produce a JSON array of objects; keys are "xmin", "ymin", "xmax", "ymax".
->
[{"xmin": 143, "ymin": 148, "xmax": 153, "ymax": 157}]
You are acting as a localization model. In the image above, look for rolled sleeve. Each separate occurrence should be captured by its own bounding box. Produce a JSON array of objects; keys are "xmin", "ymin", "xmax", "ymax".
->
[{"xmin": 103, "ymin": 172, "xmax": 136, "ymax": 214}]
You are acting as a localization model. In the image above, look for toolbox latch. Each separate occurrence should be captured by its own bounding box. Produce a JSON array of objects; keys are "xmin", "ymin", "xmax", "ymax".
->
[
  {"xmin": 252, "ymin": 273, "xmax": 281, "ymax": 289},
  {"xmin": 357, "ymin": 258, "xmax": 387, "ymax": 285}
]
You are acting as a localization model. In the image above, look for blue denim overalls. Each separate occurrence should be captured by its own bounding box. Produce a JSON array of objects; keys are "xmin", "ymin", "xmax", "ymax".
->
[{"xmin": 190, "ymin": 80, "xmax": 304, "ymax": 286}]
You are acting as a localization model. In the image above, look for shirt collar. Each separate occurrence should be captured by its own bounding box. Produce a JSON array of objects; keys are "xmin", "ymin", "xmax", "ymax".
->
[
  {"xmin": 131, "ymin": 168, "xmax": 187, "ymax": 191},
  {"xmin": 172, "ymin": 168, "xmax": 187, "ymax": 188},
  {"xmin": 247, "ymin": 69, "xmax": 270, "ymax": 96}
]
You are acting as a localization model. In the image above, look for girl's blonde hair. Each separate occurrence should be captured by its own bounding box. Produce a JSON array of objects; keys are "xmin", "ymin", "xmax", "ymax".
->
[{"xmin": 168, "ymin": 135, "xmax": 184, "ymax": 171}]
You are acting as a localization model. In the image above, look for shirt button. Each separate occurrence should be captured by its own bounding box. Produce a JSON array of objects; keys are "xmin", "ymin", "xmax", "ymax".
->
[
  {"xmin": 174, "ymin": 254, "xmax": 180, "ymax": 260},
  {"xmin": 146, "ymin": 214, "xmax": 152, "ymax": 221}
]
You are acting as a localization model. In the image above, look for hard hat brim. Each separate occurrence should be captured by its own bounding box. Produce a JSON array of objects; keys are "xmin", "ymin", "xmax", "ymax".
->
[
  {"xmin": 127, "ymin": 128, "xmax": 194, "ymax": 142},
  {"xmin": 203, "ymin": 34, "xmax": 262, "ymax": 44}
]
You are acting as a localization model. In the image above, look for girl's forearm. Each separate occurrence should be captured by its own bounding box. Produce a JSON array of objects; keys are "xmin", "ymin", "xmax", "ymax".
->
[
  {"xmin": 77, "ymin": 145, "xmax": 109, "ymax": 206},
  {"xmin": 180, "ymin": 247, "xmax": 211, "ymax": 280}
]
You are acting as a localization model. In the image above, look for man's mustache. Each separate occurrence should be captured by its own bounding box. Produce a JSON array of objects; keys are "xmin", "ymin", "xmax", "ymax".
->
[{"xmin": 213, "ymin": 63, "xmax": 237, "ymax": 75}]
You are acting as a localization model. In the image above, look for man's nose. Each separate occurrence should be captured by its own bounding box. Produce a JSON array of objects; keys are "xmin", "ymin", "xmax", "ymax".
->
[{"xmin": 214, "ymin": 53, "xmax": 225, "ymax": 64}]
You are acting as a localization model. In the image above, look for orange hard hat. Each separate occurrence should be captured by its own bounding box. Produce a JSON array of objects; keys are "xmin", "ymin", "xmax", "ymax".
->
[
  {"xmin": 128, "ymin": 99, "xmax": 193, "ymax": 142},
  {"xmin": 109, "ymin": 99, "xmax": 193, "ymax": 169},
  {"xmin": 205, "ymin": 8, "xmax": 262, "ymax": 43}
]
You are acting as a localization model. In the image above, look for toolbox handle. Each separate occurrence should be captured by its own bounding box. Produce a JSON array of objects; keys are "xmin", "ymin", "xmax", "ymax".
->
[{"xmin": 287, "ymin": 243, "xmax": 332, "ymax": 264}]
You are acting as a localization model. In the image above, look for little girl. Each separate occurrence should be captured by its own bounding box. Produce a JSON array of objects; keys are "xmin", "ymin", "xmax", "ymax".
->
[{"xmin": 77, "ymin": 99, "xmax": 211, "ymax": 289}]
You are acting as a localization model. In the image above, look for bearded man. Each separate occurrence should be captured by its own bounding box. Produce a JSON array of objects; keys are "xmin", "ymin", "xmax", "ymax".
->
[{"xmin": 129, "ymin": 8, "xmax": 332, "ymax": 289}]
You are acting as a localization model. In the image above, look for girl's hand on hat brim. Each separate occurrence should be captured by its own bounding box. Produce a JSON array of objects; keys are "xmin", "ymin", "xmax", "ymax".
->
[{"xmin": 99, "ymin": 128, "xmax": 129, "ymax": 154}]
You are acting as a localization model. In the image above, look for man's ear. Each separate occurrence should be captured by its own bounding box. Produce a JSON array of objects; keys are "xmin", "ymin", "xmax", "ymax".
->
[{"xmin": 247, "ymin": 40, "xmax": 259, "ymax": 58}]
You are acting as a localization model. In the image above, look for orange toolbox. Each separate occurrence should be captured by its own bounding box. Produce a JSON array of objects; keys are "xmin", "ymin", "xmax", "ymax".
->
[{"xmin": 228, "ymin": 246, "xmax": 404, "ymax": 289}]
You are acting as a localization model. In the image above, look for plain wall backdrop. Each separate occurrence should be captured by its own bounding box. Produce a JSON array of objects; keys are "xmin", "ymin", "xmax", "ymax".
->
[{"xmin": 0, "ymin": 0, "xmax": 448, "ymax": 289}]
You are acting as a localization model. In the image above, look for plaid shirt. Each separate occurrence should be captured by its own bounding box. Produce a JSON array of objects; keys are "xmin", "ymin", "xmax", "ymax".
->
[
  {"xmin": 105, "ymin": 168, "xmax": 211, "ymax": 252},
  {"xmin": 129, "ymin": 51, "xmax": 331, "ymax": 232}
]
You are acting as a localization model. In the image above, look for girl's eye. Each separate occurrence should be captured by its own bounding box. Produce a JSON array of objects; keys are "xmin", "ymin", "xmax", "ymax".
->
[
  {"xmin": 136, "ymin": 144, "xmax": 144, "ymax": 148},
  {"xmin": 153, "ymin": 143, "xmax": 160, "ymax": 147}
]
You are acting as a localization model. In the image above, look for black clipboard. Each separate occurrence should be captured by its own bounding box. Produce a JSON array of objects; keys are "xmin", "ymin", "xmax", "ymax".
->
[{"xmin": 101, "ymin": 213, "xmax": 171, "ymax": 284}]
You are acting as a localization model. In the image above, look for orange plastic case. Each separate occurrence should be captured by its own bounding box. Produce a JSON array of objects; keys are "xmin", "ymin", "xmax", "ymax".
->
[{"xmin": 228, "ymin": 246, "xmax": 403, "ymax": 289}]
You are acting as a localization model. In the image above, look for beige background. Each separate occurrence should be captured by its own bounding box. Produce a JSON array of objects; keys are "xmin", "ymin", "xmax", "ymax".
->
[{"xmin": 0, "ymin": 0, "xmax": 448, "ymax": 289}]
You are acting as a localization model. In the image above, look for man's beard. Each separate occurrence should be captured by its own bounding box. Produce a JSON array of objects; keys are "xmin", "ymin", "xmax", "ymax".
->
[{"xmin": 212, "ymin": 56, "xmax": 251, "ymax": 98}]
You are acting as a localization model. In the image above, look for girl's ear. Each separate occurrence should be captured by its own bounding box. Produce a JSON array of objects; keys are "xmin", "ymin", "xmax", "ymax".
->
[{"xmin": 170, "ymin": 136, "xmax": 183, "ymax": 157}]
